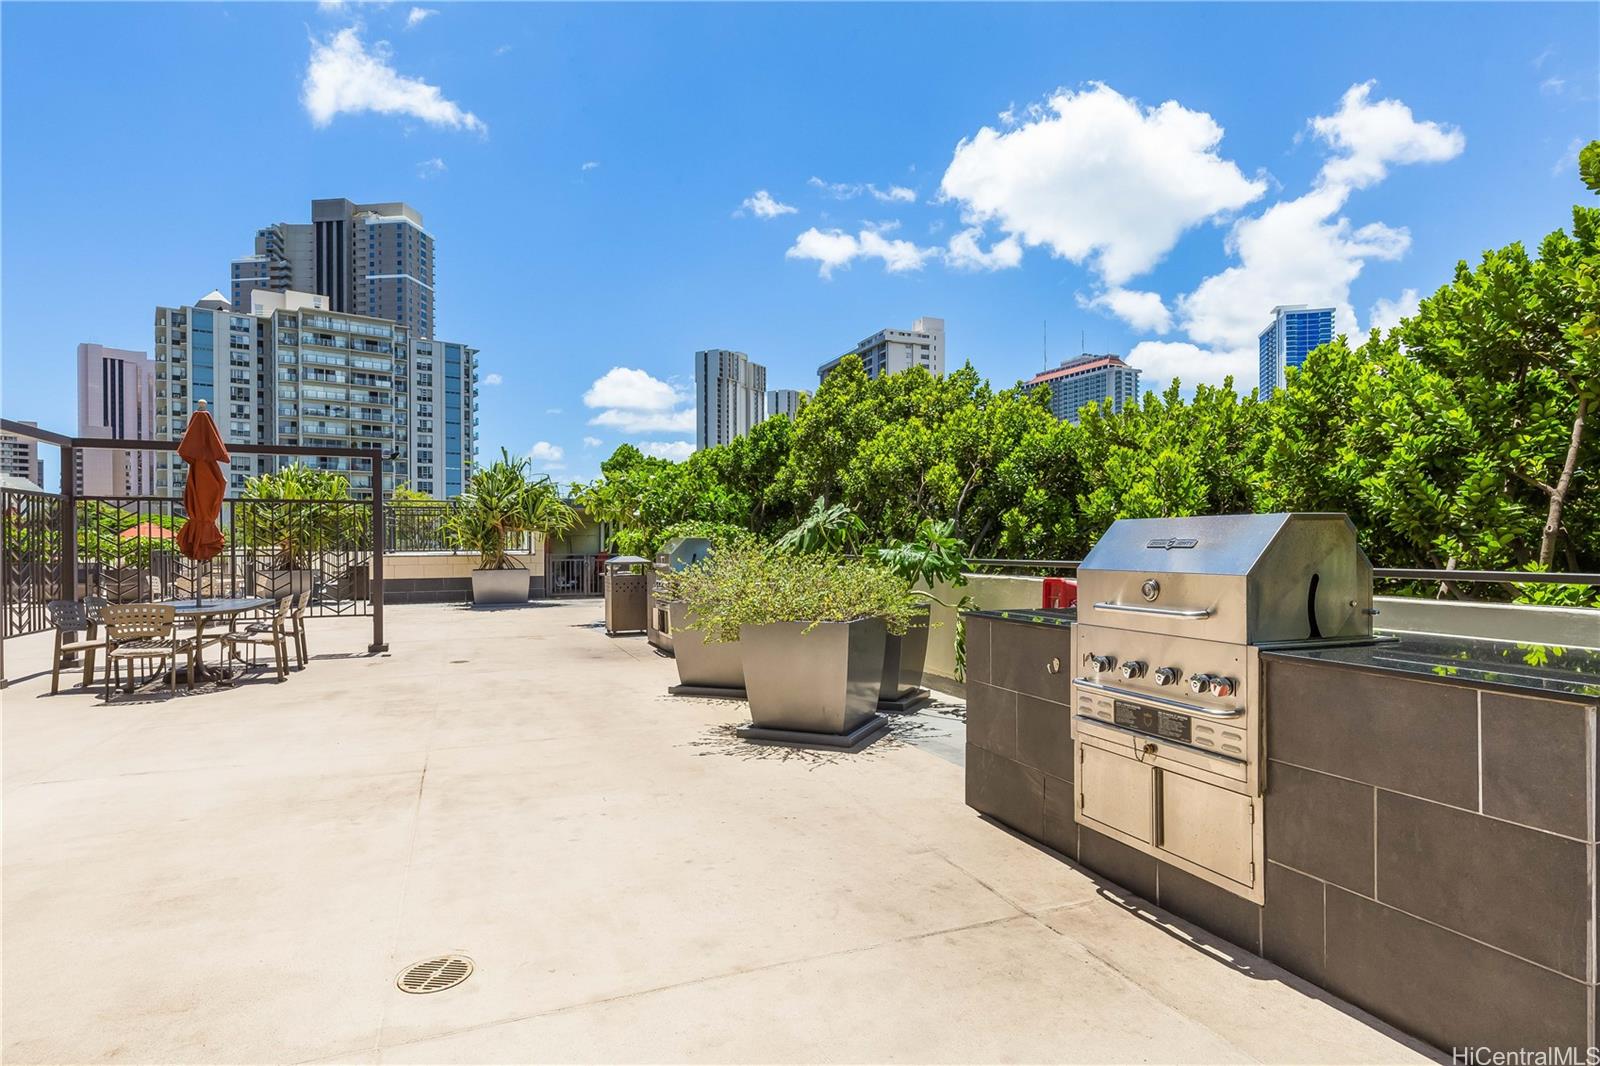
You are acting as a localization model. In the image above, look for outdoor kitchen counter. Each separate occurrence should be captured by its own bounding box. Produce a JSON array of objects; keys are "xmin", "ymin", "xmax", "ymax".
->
[
  {"xmin": 965, "ymin": 607, "xmax": 1600, "ymax": 1056},
  {"xmin": 1265, "ymin": 629, "xmax": 1600, "ymax": 701}
]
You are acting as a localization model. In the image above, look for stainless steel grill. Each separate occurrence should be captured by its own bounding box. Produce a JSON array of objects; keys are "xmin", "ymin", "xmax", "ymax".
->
[
  {"xmin": 648, "ymin": 536, "xmax": 713, "ymax": 653},
  {"xmin": 1070, "ymin": 513, "xmax": 1376, "ymax": 903}
]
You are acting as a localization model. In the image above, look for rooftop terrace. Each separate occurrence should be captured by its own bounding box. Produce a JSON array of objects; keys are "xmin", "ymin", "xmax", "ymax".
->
[{"xmin": 3, "ymin": 601, "xmax": 1436, "ymax": 1064}]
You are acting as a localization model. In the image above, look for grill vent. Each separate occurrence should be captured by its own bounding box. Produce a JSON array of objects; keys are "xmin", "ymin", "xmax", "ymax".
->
[{"xmin": 397, "ymin": 955, "xmax": 473, "ymax": 994}]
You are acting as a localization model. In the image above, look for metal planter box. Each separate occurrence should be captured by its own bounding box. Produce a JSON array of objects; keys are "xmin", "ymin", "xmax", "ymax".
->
[
  {"xmin": 668, "ymin": 600, "xmax": 744, "ymax": 692},
  {"xmin": 470, "ymin": 568, "xmax": 530, "ymax": 605},
  {"xmin": 739, "ymin": 617, "xmax": 886, "ymax": 735},
  {"xmin": 881, "ymin": 610, "xmax": 930, "ymax": 699}
]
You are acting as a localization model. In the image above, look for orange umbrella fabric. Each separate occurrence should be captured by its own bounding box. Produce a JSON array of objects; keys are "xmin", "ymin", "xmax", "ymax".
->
[{"xmin": 175, "ymin": 400, "xmax": 230, "ymax": 562}]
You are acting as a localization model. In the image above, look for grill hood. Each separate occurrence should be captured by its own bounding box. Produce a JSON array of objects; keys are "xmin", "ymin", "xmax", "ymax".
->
[{"xmin": 1075, "ymin": 513, "xmax": 1373, "ymax": 645}]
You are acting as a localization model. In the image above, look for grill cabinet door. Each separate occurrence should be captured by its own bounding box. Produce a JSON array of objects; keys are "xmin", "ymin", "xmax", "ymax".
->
[
  {"xmin": 1079, "ymin": 744, "xmax": 1153, "ymax": 843},
  {"xmin": 1157, "ymin": 769, "xmax": 1255, "ymax": 887}
]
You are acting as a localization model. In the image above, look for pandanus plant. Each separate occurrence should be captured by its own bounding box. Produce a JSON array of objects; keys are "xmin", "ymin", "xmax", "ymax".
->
[{"xmin": 446, "ymin": 449, "xmax": 578, "ymax": 570}]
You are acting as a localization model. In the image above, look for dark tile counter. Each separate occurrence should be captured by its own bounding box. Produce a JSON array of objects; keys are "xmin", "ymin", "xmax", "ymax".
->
[
  {"xmin": 1266, "ymin": 629, "xmax": 1600, "ymax": 702},
  {"xmin": 964, "ymin": 608, "xmax": 1600, "ymax": 1057}
]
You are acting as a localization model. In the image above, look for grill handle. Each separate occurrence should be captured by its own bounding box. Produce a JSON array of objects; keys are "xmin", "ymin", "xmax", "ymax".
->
[{"xmin": 1091, "ymin": 601, "xmax": 1213, "ymax": 620}]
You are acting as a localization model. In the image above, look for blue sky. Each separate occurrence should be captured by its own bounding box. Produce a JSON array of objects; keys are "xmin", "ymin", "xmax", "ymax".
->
[{"xmin": 2, "ymin": 2, "xmax": 1594, "ymax": 487}]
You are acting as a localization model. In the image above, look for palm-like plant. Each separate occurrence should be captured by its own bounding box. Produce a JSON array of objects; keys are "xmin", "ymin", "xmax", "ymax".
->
[
  {"xmin": 873, "ymin": 518, "xmax": 978, "ymax": 680},
  {"xmin": 239, "ymin": 464, "xmax": 357, "ymax": 570},
  {"xmin": 447, "ymin": 449, "xmax": 578, "ymax": 570},
  {"xmin": 777, "ymin": 497, "xmax": 867, "ymax": 554}
]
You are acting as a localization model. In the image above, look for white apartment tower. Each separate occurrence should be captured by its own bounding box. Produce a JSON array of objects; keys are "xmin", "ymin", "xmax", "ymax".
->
[
  {"xmin": 695, "ymin": 350, "xmax": 767, "ymax": 450},
  {"xmin": 817, "ymin": 316, "xmax": 945, "ymax": 382},
  {"xmin": 76, "ymin": 344, "xmax": 157, "ymax": 495},
  {"xmin": 766, "ymin": 389, "xmax": 808, "ymax": 420},
  {"xmin": 0, "ymin": 422, "xmax": 45, "ymax": 488},
  {"xmin": 153, "ymin": 289, "xmax": 477, "ymax": 499}
]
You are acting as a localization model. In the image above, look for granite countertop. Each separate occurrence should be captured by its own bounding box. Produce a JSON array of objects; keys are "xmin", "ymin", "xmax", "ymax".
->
[
  {"xmin": 964, "ymin": 607, "xmax": 1076, "ymax": 628},
  {"xmin": 1266, "ymin": 631, "xmax": 1600, "ymax": 703}
]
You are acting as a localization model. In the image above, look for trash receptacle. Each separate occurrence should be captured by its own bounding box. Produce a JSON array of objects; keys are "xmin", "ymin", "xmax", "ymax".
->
[{"xmin": 603, "ymin": 556, "xmax": 651, "ymax": 636}]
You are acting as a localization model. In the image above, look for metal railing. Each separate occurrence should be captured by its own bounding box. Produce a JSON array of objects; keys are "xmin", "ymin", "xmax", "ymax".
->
[
  {"xmin": 964, "ymin": 557, "xmax": 1598, "ymax": 592},
  {"xmin": 3, "ymin": 491, "xmax": 376, "ymax": 642}
]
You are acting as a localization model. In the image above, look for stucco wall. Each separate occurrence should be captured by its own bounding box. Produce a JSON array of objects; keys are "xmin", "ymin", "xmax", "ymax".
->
[{"xmin": 924, "ymin": 573, "xmax": 1048, "ymax": 689}]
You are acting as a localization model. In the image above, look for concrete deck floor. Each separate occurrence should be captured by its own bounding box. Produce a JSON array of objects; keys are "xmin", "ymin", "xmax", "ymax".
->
[{"xmin": 2, "ymin": 601, "xmax": 1438, "ymax": 1064}]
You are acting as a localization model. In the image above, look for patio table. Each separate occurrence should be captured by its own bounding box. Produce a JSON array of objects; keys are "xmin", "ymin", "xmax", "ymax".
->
[{"xmin": 144, "ymin": 597, "xmax": 276, "ymax": 687}]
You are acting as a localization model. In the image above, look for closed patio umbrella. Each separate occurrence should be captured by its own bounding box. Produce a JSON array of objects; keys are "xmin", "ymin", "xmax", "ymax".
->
[{"xmin": 175, "ymin": 399, "xmax": 230, "ymax": 605}]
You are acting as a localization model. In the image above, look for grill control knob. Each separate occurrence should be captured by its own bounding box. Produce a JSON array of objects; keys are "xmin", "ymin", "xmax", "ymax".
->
[
  {"xmin": 1085, "ymin": 653, "xmax": 1116, "ymax": 673},
  {"xmin": 1119, "ymin": 660, "xmax": 1147, "ymax": 680},
  {"xmin": 1209, "ymin": 676, "xmax": 1237, "ymax": 699},
  {"xmin": 1153, "ymin": 666, "xmax": 1181, "ymax": 687},
  {"xmin": 1188, "ymin": 673, "xmax": 1213, "ymax": 695}
]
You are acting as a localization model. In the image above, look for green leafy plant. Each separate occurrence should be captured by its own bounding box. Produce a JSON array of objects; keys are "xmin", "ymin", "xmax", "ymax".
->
[
  {"xmin": 446, "ymin": 448, "xmax": 578, "ymax": 571},
  {"xmin": 874, "ymin": 518, "xmax": 979, "ymax": 680},
  {"xmin": 777, "ymin": 497, "xmax": 867, "ymax": 554},
  {"xmin": 238, "ymin": 463, "xmax": 358, "ymax": 570},
  {"xmin": 663, "ymin": 541, "xmax": 920, "ymax": 643}
]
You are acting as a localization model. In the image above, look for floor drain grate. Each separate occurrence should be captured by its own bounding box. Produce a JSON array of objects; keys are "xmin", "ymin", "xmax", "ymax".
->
[{"xmin": 397, "ymin": 955, "xmax": 473, "ymax": 994}]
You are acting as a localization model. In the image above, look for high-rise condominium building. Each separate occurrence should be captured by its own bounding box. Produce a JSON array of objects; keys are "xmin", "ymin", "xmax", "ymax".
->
[
  {"xmin": 1258, "ymin": 305, "xmax": 1335, "ymax": 399},
  {"xmin": 695, "ymin": 350, "xmax": 767, "ymax": 450},
  {"xmin": 76, "ymin": 344, "xmax": 157, "ymax": 496},
  {"xmin": 766, "ymin": 389, "xmax": 808, "ymax": 420},
  {"xmin": 153, "ymin": 289, "xmax": 476, "ymax": 499},
  {"xmin": 817, "ymin": 316, "xmax": 945, "ymax": 382},
  {"xmin": 0, "ymin": 422, "xmax": 45, "ymax": 488},
  {"xmin": 1025, "ymin": 355, "xmax": 1142, "ymax": 423},
  {"xmin": 230, "ymin": 199, "xmax": 435, "ymax": 340}
]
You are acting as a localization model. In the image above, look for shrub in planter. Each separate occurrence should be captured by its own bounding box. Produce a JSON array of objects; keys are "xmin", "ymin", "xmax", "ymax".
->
[
  {"xmin": 446, "ymin": 449, "xmax": 578, "ymax": 605},
  {"xmin": 239, "ymin": 464, "xmax": 360, "ymax": 598},
  {"xmin": 667, "ymin": 543, "xmax": 919, "ymax": 735}
]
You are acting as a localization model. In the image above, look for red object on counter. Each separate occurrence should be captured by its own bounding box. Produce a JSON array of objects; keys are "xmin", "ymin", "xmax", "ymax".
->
[{"xmin": 1042, "ymin": 577, "xmax": 1077, "ymax": 609}]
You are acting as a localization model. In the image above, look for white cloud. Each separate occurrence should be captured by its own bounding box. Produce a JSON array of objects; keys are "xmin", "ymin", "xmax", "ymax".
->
[
  {"xmin": 1541, "ymin": 76, "xmax": 1567, "ymax": 96},
  {"xmin": 806, "ymin": 177, "xmax": 917, "ymax": 204},
  {"xmin": 1370, "ymin": 288, "xmax": 1421, "ymax": 333},
  {"xmin": 944, "ymin": 227, "xmax": 1022, "ymax": 272},
  {"xmin": 544, "ymin": 407, "xmax": 562, "ymax": 415},
  {"xmin": 1554, "ymin": 137, "xmax": 1585, "ymax": 177},
  {"xmin": 582, "ymin": 436, "xmax": 603, "ymax": 449},
  {"xmin": 528, "ymin": 441, "xmax": 565, "ymax": 469},
  {"xmin": 738, "ymin": 189, "xmax": 797, "ymax": 219},
  {"xmin": 493, "ymin": 44, "xmax": 513, "ymax": 56},
  {"xmin": 302, "ymin": 27, "xmax": 486, "ymax": 134},
  {"xmin": 583, "ymin": 367, "xmax": 695, "ymax": 433},
  {"xmin": 638, "ymin": 441, "xmax": 695, "ymax": 461},
  {"xmin": 1127, "ymin": 341, "xmax": 1256, "ymax": 391},
  {"xmin": 416, "ymin": 156, "xmax": 446, "ymax": 179},
  {"xmin": 1082, "ymin": 288, "xmax": 1173, "ymax": 334},
  {"xmin": 1308, "ymin": 81, "xmax": 1464, "ymax": 192},
  {"xmin": 482, "ymin": 372, "xmax": 503, "ymax": 386},
  {"xmin": 581, "ymin": 160, "xmax": 600, "ymax": 171},
  {"xmin": 584, "ymin": 367, "xmax": 683, "ymax": 411},
  {"xmin": 405, "ymin": 7, "xmax": 438, "ymax": 29},
  {"xmin": 1177, "ymin": 184, "xmax": 1409, "ymax": 352},
  {"xmin": 785, "ymin": 227, "xmax": 937, "ymax": 278},
  {"xmin": 940, "ymin": 83, "xmax": 1265, "ymax": 285}
]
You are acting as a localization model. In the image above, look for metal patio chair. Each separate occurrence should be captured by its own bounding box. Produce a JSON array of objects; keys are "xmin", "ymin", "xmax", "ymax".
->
[
  {"xmin": 46, "ymin": 600, "xmax": 112, "ymax": 695},
  {"xmin": 101, "ymin": 603, "xmax": 187, "ymax": 701},
  {"xmin": 220, "ymin": 596, "xmax": 294, "ymax": 682}
]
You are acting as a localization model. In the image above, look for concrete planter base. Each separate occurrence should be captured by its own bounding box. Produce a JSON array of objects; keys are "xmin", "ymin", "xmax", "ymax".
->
[
  {"xmin": 667, "ymin": 600, "xmax": 744, "ymax": 694},
  {"xmin": 470, "ymin": 568, "xmax": 530, "ymax": 605},
  {"xmin": 879, "ymin": 688, "xmax": 933, "ymax": 713},
  {"xmin": 739, "ymin": 617, "xmax": 886, "ymax": 736},
  {"xmin": 668, "ymin": 683, "xmax": 748, "ymax": 699}
]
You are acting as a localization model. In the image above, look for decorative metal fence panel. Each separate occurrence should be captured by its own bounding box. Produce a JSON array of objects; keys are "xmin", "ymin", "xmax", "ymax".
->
[
  {"xmin": 2, "ymin": 489, "xmax": 65, "ymax": 639},
  {"xmin": 387, "ymin": 502, "xmax": 454, "ymax": 552},
  {"xmin": 547, "ymin": 554, "xmax": 602, "ymax": 598},
  {"xmin": 78, "ymin": 496, "xmax": 375, "ymax": 618}
]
